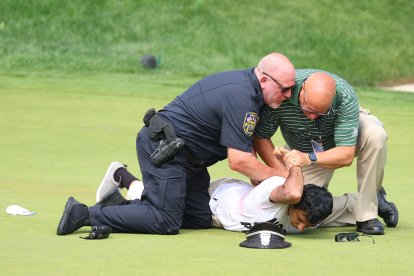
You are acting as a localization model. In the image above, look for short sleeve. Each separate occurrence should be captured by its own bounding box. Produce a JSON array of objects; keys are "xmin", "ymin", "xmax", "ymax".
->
[
  {"xmin": 254, "ymin": 105, "xmax": 280, "ymax": 138},
  {"xmin": 221, "ymin": 104, "xmax": 259, "ymax": 152},
  {"xmin": 334, "ymin": 83, "xmax": 360, "ymax": 146}
]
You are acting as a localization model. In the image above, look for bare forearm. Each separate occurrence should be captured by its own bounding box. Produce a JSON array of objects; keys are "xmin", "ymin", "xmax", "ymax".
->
[
  {"xmin": 253, "ymin": 135, "xmax": 288, "ymax": 177},
  {"xmin": 283, "ymin": 146, "xmax": 356, "ymax": 169},
  {"xmin": 313, "ymin": 147, "xmax": 355, "ymax": 168},
  {"xmin": 270, "ymin": 166, "xmax": 303, "ymax": 204},
  {"xmin": 227, "ymin": 148, "xmax": 282, "ymax": 184},
  {"xmin": 230, "ymin": 154, "xmax": 279, "ymax": 184}
]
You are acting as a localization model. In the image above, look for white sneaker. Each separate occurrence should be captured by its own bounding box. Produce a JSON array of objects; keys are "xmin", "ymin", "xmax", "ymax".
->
[{"xmin": 96, "ymin": 161, "xmax": 126, "ymax": 202}]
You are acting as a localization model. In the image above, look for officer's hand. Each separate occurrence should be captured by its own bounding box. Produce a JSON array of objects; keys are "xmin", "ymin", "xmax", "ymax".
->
[{"xmin": 283, "ymin": 150, "xmax": 311, "ymax": 168}]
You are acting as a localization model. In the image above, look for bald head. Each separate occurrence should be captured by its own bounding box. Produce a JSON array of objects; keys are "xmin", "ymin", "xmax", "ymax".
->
[
  {"xmin": 303, "ymin": 72, "xmax": 336, "ymax": 113},
  {"xmin": 257, "ymin": 53, "xmax": 295, "ymax": 85},
  {"xmin": 254, "ymin": 53, "xmax": 295, "ymax": 108}
]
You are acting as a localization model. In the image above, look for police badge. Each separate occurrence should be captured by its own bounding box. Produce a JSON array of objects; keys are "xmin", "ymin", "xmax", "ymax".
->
[{"xmin": 243, "ymin": 112, "xmax": 258, "ymax": 136}]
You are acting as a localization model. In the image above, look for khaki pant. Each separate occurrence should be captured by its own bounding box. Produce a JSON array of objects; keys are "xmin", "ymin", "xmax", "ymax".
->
[{"xmin": 300, "ymin": 108, "xmax": 388, "ymax": 224}]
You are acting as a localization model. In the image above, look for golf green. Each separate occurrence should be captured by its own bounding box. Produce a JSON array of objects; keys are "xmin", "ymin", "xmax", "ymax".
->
[{"xmin": 1, "ymin": 74, "xmax": 413, "ymax": 275}]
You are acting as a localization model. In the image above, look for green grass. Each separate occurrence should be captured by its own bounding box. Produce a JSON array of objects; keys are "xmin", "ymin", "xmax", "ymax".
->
[
  {"xmin": 1, "ymin": 0, "xmax": 413, "ymax": 85},
  {"xmin": 1, "ymin": 74, "xmax": 414, "ymax": 275}
]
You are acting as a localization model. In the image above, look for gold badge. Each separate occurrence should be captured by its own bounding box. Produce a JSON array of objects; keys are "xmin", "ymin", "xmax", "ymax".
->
[{"xmin": 243, "ymin": 112, "xmax": 258, "ymax": 136}]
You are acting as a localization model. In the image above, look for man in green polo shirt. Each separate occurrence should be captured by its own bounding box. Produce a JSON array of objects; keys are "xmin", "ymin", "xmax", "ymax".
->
[{"xmin": 254, "ymin": 69, "xmax": 398, "ymax": 235}]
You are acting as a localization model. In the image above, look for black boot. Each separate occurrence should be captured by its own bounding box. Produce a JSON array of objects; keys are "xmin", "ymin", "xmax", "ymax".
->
[
  {"xmin": 378, "ymin": 187, "xmax": 399, "ymax": 227},
  {"xmin": 57, "ymin": 197, "xmax": 90, "ymax": 235},
  {"xmin": 356, "ymin": 218, "xmax": 384, "ymax": 235},
  {"xmin": 95, "ymin": 188, "xmax": 129, "ymax": 207}
]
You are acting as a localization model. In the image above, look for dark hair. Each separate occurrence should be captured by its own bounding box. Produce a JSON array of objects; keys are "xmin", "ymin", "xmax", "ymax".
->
[{"xmin": 292, "ymin": 184, "xmax": 333, "ymax": 224}]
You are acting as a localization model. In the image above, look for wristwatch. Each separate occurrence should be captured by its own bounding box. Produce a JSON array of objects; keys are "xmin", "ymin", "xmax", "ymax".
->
[{"xmin": 308, "ymin": 152, "xmax": 317, "ymax": 164}]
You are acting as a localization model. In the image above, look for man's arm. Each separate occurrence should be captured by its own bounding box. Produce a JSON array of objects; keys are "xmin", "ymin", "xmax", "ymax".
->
[
  {"xmin": 253, "ymin": 135, "xmax": 289, "ymax": 177},
  {"xmin": 227, "ymin": 147, "xmax": 283, "ymax": 185},
  {"xmin": 269, "ymin": 167, "xmax": 303, "ymax": 204},
  {"xmin": 283, "ymin": 146, "xmax": 355, "ymax": 169}
]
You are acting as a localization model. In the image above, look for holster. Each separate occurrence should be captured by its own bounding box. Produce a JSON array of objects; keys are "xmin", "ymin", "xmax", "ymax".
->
[
  {"xmin": 143, "ymin": 108, "xmax": 169, "ymax": 141},
  {"xmin": 143, "ymin": 108, "xmax": 185, "ymax": 166}
]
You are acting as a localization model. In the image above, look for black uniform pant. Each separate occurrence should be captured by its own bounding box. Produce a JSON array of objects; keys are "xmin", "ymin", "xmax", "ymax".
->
[{"xmin": 89, "ymin": 127, "xmax": 212, "ymax": 234}]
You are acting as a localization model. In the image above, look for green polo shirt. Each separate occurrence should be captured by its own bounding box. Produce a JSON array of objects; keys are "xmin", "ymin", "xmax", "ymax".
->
[{"xmin": 255, "ymin": 69, "xmax": 359, "ymax": 153}]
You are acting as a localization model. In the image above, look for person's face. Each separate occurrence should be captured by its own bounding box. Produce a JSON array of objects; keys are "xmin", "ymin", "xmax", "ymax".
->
[
  {"xmin": 288, "ymin": 207, "xmax": 315, "ymax": 232},
  {"xmin": 299, "ymin": 82, "xmax": 332, "ymax": 121},
  {"xmin": 260, "ymin": 71, "xmax": 295, "ymax": 109}
]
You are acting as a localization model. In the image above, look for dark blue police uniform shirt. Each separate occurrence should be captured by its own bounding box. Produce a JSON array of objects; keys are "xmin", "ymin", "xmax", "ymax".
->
[{"xmin": 158, "ymin": 68, "xmax": 264, "ymax": 165}]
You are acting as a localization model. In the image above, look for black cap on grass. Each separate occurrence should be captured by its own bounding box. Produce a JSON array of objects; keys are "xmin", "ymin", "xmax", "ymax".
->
[{"xmin": 239, "ymin": 222, "xmax": 291, "ymax": 249}]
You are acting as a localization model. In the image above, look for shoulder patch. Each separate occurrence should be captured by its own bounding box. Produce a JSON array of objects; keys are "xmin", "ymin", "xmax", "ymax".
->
[{"xmin": 243, "ymin": 112, "xmax": 259, "ymax": 136}]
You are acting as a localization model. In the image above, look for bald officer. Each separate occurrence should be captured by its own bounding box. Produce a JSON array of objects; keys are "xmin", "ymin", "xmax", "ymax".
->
[{"xmin": 57, "ymin": 53, "xmax": 297, "ymax": 236}]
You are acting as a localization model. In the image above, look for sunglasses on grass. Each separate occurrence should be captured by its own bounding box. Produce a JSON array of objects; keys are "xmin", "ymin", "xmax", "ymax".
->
[{"xmin": 335, "ymin": 232, "xmax": 375, "ymax": 244}]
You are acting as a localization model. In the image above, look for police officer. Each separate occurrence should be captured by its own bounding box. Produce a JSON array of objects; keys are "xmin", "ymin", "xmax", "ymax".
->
[{"xmin": 56, "ymin": 53, "xmax": 296, "ymax": 236}]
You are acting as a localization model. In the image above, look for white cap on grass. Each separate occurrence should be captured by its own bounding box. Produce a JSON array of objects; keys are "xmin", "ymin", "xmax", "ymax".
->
[{"xmin": 6, "ymin": 205, "xmax": 36, "ymax": 216}]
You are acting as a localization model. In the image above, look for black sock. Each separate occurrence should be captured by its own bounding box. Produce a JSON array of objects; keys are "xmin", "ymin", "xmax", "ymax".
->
[{"xmin": 114, "ymin": 167, "xmax": 139, "ymax": 189}]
